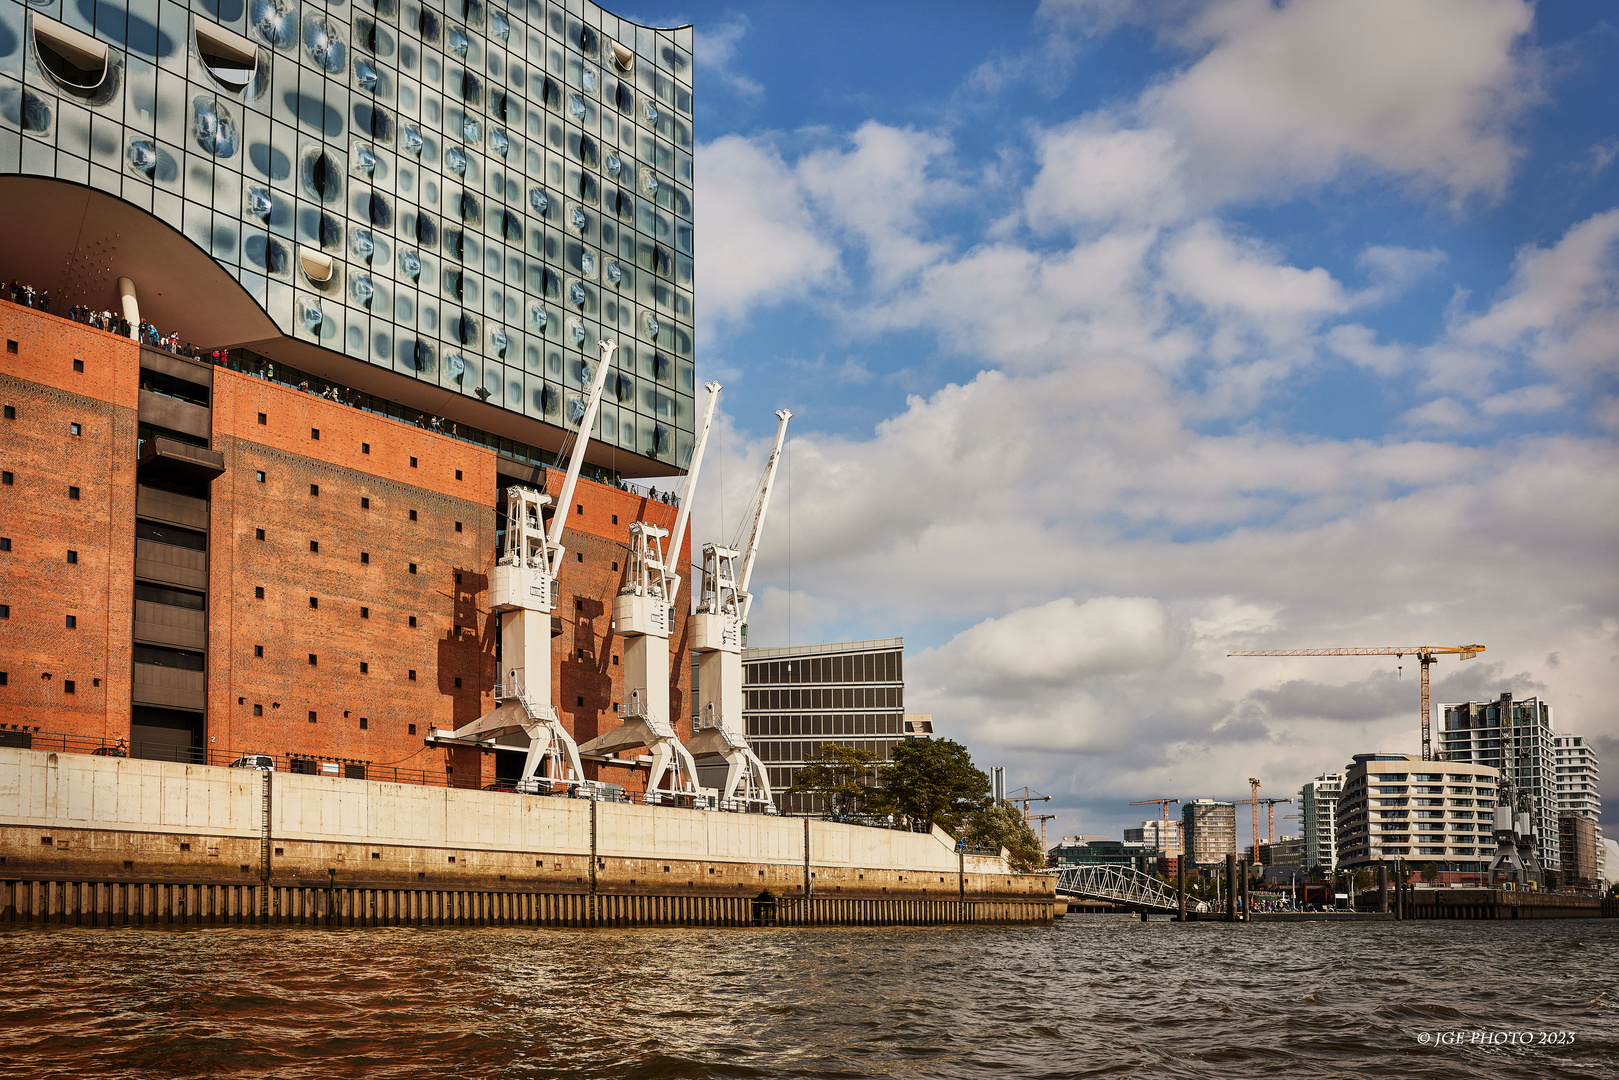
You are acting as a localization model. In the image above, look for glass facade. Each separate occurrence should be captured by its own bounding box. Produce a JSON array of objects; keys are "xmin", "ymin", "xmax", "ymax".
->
[
  {"xmin": 1439, "ymin": 694, "xmax": 1560, "ymax": 870},
  {"xmin": 0, "ymin": 0, "xmax": 695, "ymax": 467},
  {"xmin": 741, "ymin": 638, "xmax": 908, "ymax": 809}
]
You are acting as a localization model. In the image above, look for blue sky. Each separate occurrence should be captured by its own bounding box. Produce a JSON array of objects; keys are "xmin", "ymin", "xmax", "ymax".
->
[{"xmin": 631, "ymin": 1, "xmax": 1619, "ymax": 849}]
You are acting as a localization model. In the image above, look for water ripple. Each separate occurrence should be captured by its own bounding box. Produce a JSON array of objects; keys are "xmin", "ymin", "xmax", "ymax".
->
[{"xmin": 1, "ymin": 919, "xmax": 1617, "ymax": 1078}]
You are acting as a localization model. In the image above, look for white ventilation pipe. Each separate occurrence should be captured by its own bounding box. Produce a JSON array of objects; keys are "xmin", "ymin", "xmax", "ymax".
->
[{"xmin": 117, "ymin": 277, "xmax": 139, "ymax": 339}]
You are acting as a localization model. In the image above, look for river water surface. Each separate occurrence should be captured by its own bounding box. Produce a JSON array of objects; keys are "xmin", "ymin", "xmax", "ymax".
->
[{"xmin": 3, "ymin": 916, "xmax": 1616, "ymax": 1078}]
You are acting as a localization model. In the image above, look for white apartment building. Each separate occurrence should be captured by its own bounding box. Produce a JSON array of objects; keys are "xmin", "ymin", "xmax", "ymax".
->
[
  {"xmin": 1335, "ymin": 754, "xmax": 1500, "ymax": 871},
  {"xmin": 1124, "ymin": 819, "xmax": 1183, "ymax": 856},
  {"xmin": 1554, "ymin": 734, "xmax": 1604, "ymax": 884},
  {"xmin": 1300, "ymin": 772, "xmax": 1344, "ymax": 873}
]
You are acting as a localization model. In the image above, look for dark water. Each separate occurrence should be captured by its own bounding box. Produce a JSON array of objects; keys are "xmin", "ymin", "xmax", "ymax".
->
[{"xmin": 3, "ymin": 916, "xmax": 1617, "ymax": 1078}]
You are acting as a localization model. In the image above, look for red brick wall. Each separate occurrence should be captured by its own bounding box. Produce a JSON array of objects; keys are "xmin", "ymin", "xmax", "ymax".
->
[
  {"xmin": 0, "ymin": 303, "xmax": 140, "ymax": 741},
  {"xmin": 0, "ymin": 300, "xmax": 696, "ymax": 792},
  {"xmin": 206, "ymin": 368, "xmax": 501, "ymax": 780}
]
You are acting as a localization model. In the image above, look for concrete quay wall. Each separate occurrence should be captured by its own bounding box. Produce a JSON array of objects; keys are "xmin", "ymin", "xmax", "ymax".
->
[{"xmin": 0, "ymin": 748, "xmax": 1052, "ymax": 927}]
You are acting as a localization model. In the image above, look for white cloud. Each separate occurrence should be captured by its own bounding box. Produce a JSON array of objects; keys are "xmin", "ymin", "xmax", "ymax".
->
[
  {"xmin": 694, "ymin": 16, "xmax": 763, "ymax": 100},
  {"xmin": 797, "ymin": 123, "xmax": 960, "ymax": 286},
  {"xmin": 1144, "ymin": 0, "xmax": 1538, "ymax": 204},
  {"xmin": 1024, "ymin": 122, "xmax": 1188, "ymax": 227},
  {"xmin": 1453, "ymin": 208, "xmax": 1619, "ymax": 383},
  {"xmin": 1325, "ymin": 324, "xmax": 1407, "ymax": 377},
  {"xmin": 1023, "ymin": 0, "xmax": 1539, "ymax": 226},
  {"xmin": 1400, "ymin": 396, "xmax": 1474, "ymax": 430},
  {"xmin": 934, "ymin": 596, "xmax": 1179, "ymax": 692},
  {"xmin": 694, "ymin": 136, "xmax": 840, "ymax": 324},
  {"xmin": 1479, "ymin": 384, "xmax": 1567, "ymax": 417},
  {"xmin": 1160, "ymin": 222, "xmax": 1349, "ymax": 336}
]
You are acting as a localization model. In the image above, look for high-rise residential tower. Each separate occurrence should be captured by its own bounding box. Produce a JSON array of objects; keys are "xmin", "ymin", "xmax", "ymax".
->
[
  {"xmin": 1554, "ymin": 734, "xmax": 1603, "ymax": 887},
  {"xmin": 1299, "ymin": 771, "xmax": 1343, "ymax": 873},
  {"xmin": 1181, "ymin": 799, "xmax": 1236, "ymax": 869},
  {"xmin": 1440, "ymin": 693, "xmax": 1560, "ymax": 871}
]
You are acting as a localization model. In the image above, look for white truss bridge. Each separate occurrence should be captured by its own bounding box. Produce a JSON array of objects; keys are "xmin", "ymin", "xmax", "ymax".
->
[{"xmin": 1054, "ymin": 864, "xmax": 1210, "ymax": 914}]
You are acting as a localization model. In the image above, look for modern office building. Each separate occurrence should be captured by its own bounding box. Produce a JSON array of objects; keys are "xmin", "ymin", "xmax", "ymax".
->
[
  {"xmin": 1299, "ymin": 771, "xmax": 1343, "ymax": 873},
  {"xmin": 1255, "ymin": 835, "xmax": 1305, "ymax": 869},
  {"xmin": 1334, "ymin": 753, "xmax": 1500, "ymax": 872},
  {"xmin": 0, "ymin": 0, "xmax": 707, "ymax": 793},
  {"xmin": 1553, "ymin": 734, "xmax": 1603, "ymax": 885},
  {"xmin": 1181, "ymin": 799, "xmax": 1236, "ymax": 869},
  {"xmin": 1440, "ymin": 693, "xmax": 1560, "ymax": 870},
  {"xmin": 740, "ymin": 638, "xmax": 909, "ymax": 811},
  {"xmin": 1124, "ymin": 818, "xmax": 1182, "ymax": 856},
  {"xmin": 1047, "ymin": 837, "xmax": 1163, "ymax": 874},
  {"xmin": 1559, "ymin": 814, "xmax": 1600, "ymax": 890}
]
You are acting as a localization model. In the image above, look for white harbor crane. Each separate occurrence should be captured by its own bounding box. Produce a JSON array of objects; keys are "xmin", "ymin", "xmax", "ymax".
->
[
  {"xmin": 430, "ymin": 342, "xmax": 617, "ymax": 795},
  {"xmin": 685, "ymin": 409, "xmax": 792, "ymax": 811},
  {"xmin": 578, "ymin": 382, "xmax": 723, "ymax": 805}
]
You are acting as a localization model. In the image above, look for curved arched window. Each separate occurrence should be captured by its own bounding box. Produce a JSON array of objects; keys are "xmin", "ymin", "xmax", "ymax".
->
[
  {"xmin": 33, "ymin": 16, "xmax": 109, "ymax": 94},
  {"xmin": 299, "ymin": 247, "xmax": 334, "ymax": 283},
  {"xmin": 195, "ymin": 20, "xmax": 260, "ymax": 92}
]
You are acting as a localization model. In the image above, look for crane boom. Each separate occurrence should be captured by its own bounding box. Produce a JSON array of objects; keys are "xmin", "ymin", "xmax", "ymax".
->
[
  {"xmin": 666, "ymin": 381, "xmax": 720, "ymax": 605},
  {"xmin": 1228, "ymin": 644, "xmax": 1485, "ymax": 761},
  {"xmin": 432, "ymin": 339, "xmax": 620, "ymax": 797},
  {"xmin": 736, "ymin": 409, "xmax": 791, "ymax": 614},
  {"xmin": 546, "ymin": 342, "xmax": 617, "ymax": 575}
]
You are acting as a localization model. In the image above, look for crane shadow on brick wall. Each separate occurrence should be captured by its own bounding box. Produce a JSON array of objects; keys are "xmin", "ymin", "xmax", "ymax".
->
[
  {"xmin": 437, "ymin": 570, "xmax": 491, "ymax": 726},
  {"xmin": 567, "ymin": 597, "xmax": 612, "ymax": 743}
]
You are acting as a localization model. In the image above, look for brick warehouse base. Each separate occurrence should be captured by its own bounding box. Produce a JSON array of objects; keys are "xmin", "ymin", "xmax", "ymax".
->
[
  {"xmin": 0, "ymin": 300, "xmax": 693, "ymax": 795},
  {"xmin": 0, "ymin": 748, "xmax": 1055, "ymax": 929}
]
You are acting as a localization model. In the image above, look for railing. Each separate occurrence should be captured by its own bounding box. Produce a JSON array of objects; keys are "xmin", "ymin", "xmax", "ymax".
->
[
  {"xmin": 1054, "ymin": 864, "xmax": 1211, "ymax": 913},
  {"xmin": 0, "ymin": 729, "xmax": 782, "ymax": 812}
]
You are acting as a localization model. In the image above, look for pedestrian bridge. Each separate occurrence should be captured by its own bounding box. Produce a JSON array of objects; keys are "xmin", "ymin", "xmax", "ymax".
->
[{"xmin": 1054, "ymin": 865, "xmax": 1209, "ymax": 914}]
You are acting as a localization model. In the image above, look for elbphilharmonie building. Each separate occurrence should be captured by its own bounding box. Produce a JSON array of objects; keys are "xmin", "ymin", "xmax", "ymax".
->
[{"xmin": 0, "ymin": 0, "xmax": 695, "ymax": 473}]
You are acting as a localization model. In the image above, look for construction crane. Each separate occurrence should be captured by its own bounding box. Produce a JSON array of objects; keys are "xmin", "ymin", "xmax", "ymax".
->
[
  {"xmin": 684, "ymin": 409, "xmax": 792, "ymax": 811},
  {"xmin": 1130, "ymin": 798, "xmax": 1182, "ymax": 861},
  {"xmin": 1007, "ymin": 786, "xmax": 1053, "ymax": 851},
  {"xmin": 1227, "ymin": 644, "xmax": 1485, "ymax": 761},
  {"xmin": 1245, "ymin": 778, "xmax": 1261, "ymax": 861},
  {"xmin": 578, "ymin": 383, "xmax": 722, "ymax": 805},
  {"xmin": 1236, "ymin": 796, "xmax": 1294, "ymax": 845},
  {"xmin": 432, "ymin": 341, "xmax": 618, "ymax": 795}
]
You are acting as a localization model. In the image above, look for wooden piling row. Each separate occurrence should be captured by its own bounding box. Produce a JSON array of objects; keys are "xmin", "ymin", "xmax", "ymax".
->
[{"xmin": 0, "ymin": 879, "xmax": 1052, "ymax": 929}]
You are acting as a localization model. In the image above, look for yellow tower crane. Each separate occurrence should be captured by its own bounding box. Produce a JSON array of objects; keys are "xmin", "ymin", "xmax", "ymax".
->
[{"xmin": 1227, "ymin": 645, "xmax": 1485, "ymax": 761}]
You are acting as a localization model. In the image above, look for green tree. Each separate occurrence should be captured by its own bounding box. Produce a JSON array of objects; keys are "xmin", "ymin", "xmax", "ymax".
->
[
  {"xmin": 963, "ymin": 801, "xmax": 1045, "ymax": 871},
  {"xmin": 1352, "ymin": 869, "xmax": 1374, "ymax": 891},
  {"xmin": 787, "ymin": 744, "xmax": 888, "ymax": 817},
  {"xmin": 879, "ymin": 738, "xmax": 990, "ymax": 832},
  {"xmin": 1544, "ymin": 870, "xmax": 1560, "ymax": 890},
  {"xmin": 1420, "ymin": 862, "xmax": 1440, "ymax": 885}
]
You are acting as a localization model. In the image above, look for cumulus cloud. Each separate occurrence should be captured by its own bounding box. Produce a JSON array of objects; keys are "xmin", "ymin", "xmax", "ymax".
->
[
  {"xmin": 694, "ymin": 136, "xmax": 840, "ymax": 323},
  {"xmin": 932, "ymin": 596, "xmax": 1179, "ymax": 692},
  {"xmin": 683, "ymin": 3, "xmax": 1616, "ymax": 838},
  {"xmin": 797, "ymin": 123, "xmax": 960, "ymax": 286},
  {"xmin": 1025, "ymin": 122, "xmax": 1188, "ymax": 227},
  {"xmin": 694, "ymin": 15, "xmax": 763, "ymax": 100},
  {"xmin": 1022, "ymin": 0, "xmax": 1539, "ymax": 229},
  {"xmin": 1452, "ymin": 208, "xmax": 1619, "ymax": 383}
]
